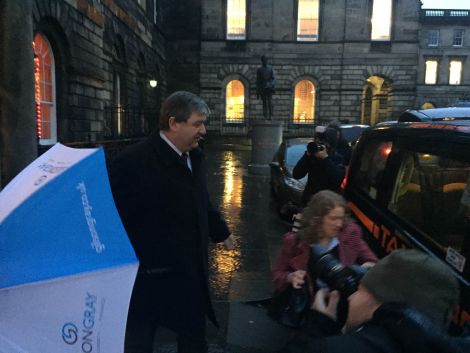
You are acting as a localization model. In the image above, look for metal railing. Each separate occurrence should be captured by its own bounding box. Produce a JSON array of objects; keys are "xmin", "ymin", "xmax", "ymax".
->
[{"xmin": 103, "ymin": 106, "xmax": 157, "ymax": 139}]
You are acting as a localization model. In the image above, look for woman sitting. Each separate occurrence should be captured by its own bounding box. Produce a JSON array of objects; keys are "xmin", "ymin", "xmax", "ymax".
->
[{"xmin": 272, "ymin": 190, "xmax": 377, "ymax": 303}]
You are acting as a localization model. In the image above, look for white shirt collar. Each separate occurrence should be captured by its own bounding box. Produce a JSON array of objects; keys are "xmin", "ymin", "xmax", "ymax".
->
[
  {"xmin": 159, "ymin": 130, "xmax": 192, "ymax": 171},
  {"xmin": 159, "ymin": 130, "xmax": 184, "ymax": 156},
  {"xmin": 325, "ymin": 237, "xmax": 339, "ymax": 251}
]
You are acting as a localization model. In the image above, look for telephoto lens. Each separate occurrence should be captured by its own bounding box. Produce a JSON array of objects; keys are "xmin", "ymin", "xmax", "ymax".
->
[
  {"xmin": 308, "ymin": 245, "xmax": 367, "ymax": 325},
  {"xmin": 308, "ymin": 245, "xmax": 366, "ymax": 298}
]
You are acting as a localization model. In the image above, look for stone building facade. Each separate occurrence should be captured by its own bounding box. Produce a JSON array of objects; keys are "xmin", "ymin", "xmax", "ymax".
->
[
  {"xmin": 0, "ymin": 0, "xmax": 174, "ymax": 185},
  {"xmin": 199, "ymin": 0, "xmax": 470, "ymax": 136},
  {"xmin": 1, "ymin": 0, "xmax": 470, "ymax": 186},
  {"xmin": 30, "ymin": 0, "xmax": 168, "ymax": 145},
  {"xmin": 416, "ymin": 8, "xmax": 470, "ymax": 107}
]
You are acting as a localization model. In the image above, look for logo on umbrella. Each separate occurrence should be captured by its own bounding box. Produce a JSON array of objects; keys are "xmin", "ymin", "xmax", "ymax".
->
[{"xmin": 62, "ymin": 323, "xmax": 78, "ymax": 344}]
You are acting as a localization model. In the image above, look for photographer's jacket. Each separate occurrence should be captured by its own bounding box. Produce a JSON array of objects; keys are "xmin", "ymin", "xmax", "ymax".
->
[
  {"xmin": 108, "ymin": 132, "xmax": 230, "ymax": 334},
  {"xmin": 281, "ymin": 303, "xmax": 470, "ymax": 353},
  {"xmin": 272, "ymin": 224, "xmax": 377, "ymax": 295},
  {"xmin": 293, "ymin": 151, "xmax": 345, "ymax": 206}
]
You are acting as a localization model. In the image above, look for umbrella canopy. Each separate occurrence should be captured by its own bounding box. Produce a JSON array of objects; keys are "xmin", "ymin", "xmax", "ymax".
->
[{"xmin": 0, "ymin": 143, "xmax": 138, "ymax": 353}]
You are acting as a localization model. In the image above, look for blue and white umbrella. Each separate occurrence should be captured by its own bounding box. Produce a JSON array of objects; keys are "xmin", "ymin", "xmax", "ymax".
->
[{"xmin": 0, "ymin": 143, "xmax": 138, "ymax": 353}]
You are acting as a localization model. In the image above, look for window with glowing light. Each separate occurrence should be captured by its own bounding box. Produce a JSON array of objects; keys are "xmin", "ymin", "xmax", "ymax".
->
[
  {"xmin": 371, "ymin": 0, "xmax": 392, "ymax": 41},
  {"xmin": 449, "ymin": 60, "xmax": 462, "ymax": 85},
  {"xmin": 297, "ymin": 0, "xmax": 319, "ymax": 41},
  {"xmin": 33, "ymin": 33, "xmax": 57, "ymax": 145},
  {"xmin": 293, "ymin": 80, "xmax": 315, "ymax": 124},
  {"xmin": 227, "ymin": 0, "xmax": 246, "ymax": 40},
  {"xmin": 425, "ymin": 60, "xmax": 438, "ymax": 85},
  {"xmin": 226, "ymin": 80, "xmax": 245, "ymax": 123}
]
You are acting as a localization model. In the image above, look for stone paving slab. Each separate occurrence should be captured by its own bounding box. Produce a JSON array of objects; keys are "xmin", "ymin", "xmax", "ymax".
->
[
  {"xmin": 226, "ymin": 301, "xmax": 293, "ymax": 352},
  {"xmin": 229, "ymin": 271, "xmax": 273, "ymax": 302}
]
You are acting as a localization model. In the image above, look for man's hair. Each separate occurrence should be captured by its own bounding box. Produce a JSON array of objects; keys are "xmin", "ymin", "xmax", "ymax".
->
[
  {"xmin": 158, "ymin": 91, "xmax": 210, "ymax": 130},
  {"xmin": 361, "ymin": 249, "xmax": 460, "ymax": 329},
  {"xmin": 298, "ymin": 190, "xmax": 351, "ymax": 244}
]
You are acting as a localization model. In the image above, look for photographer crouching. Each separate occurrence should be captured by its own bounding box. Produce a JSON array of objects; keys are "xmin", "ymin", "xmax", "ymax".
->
[
  {"xmin": 293, "ymin": 127, "xmax": 345, "ymax": 207},
  {"xmin": 280, "ymin": 249, "xmax": 470, "ymax": 353}
]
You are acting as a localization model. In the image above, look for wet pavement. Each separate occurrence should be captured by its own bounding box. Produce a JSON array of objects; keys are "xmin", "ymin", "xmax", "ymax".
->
[{"xmin": 153, "ymin": 137, "xmax": 294, "ymax": 352}]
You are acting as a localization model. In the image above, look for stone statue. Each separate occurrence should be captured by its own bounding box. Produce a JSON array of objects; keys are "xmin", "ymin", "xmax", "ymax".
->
[{"xmin": 256, "ymin": 55, "xmax": 276, "ymax": 119}]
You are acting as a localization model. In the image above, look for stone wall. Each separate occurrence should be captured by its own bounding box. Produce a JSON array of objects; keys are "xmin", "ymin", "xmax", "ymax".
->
[
  {"xmin": 416, "ymin": 13, "xmax": 470, "ymax": 107},
  {"xmin": 32, "ymin": 0, "xmax": 167, "ymax": 143},
  {"xmin": 200, "ymin": 0, "xmax": 420, "ymax": 131}
]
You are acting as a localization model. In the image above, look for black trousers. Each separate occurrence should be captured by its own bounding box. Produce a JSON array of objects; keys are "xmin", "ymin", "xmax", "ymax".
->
[{"xmin": 124, "ymin": 318, "xmax": 208, "ymax": 353}]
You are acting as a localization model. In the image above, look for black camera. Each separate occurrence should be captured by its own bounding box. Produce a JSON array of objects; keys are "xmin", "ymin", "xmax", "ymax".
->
[
  {"xmin": 308, "ymin": 245, "xmax": 366, "ymax": 298},
  {"xmin": 307, "ymin": 141, "xmax": 325, "ymax": 154}
]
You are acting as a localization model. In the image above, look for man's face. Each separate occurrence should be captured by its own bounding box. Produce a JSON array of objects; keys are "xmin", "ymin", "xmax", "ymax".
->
[
  {"xmin": 343, "ymin": 285, "xmax": 381, "ymax": 333},
  {"xmin": 171, "ymin": 112, "xmax": 206, "ymax": 152}
]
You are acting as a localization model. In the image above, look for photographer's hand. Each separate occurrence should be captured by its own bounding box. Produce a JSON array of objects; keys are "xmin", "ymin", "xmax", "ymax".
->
[
  {"xmin": 287, "ymin": 270, "xmax": 306, "ymax": 289},
  {"xmin": 315, "ymin": 149, "xmax": 328, "ymax": 160},
  {"xmin": 312, "ymin": 288, "xmax": 340, "ymax": 321},
  {"xmin": 361, "ymin": 261, "xmax": 376, "ymax": 269}
]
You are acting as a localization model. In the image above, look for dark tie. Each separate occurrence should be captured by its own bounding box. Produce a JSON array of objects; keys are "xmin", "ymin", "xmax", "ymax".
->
[{"xmin": 181, "ymin": 153, "xmax": 191, "ymax": 171}]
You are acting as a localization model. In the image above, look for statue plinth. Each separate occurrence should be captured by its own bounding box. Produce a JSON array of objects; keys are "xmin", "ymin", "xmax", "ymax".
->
[{"xmin": 248, "ymin": 119, "xmax": 283, "ymax": 175}]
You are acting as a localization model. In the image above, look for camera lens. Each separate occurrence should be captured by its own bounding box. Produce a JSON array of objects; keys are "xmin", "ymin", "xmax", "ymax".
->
[{"xmin": 309, "ymin": 245, "xmax": 364, "ymax": 298}]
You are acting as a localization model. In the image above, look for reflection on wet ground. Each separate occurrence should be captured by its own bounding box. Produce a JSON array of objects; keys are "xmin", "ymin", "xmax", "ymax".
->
[{"xmin": 205, "ymin": 139, "xmax": 289, "ymax": 300}]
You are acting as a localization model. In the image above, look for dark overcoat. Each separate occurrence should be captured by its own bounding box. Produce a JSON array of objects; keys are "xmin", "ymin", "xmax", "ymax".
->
[
  {"xmin": 108, "ymin": 132, "xmax": 230, "ymax": 334},
  {"xmin": 292, "ymin": 151, "xmax": 345, "ymax": 206}
]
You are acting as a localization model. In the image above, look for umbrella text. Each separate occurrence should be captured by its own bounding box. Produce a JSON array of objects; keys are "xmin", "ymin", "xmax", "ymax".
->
[{"xmin": 77, "ymin": 181, "xmax": 106, "ymax": 253}]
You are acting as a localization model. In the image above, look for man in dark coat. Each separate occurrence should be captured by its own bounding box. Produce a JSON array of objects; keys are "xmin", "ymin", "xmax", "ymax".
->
[
  {"xmin": 281, "ymin": 249, "xmax": 470, "ymax": 353},
  {"xmin": 108, "ymin": 91, "xmax": 233, "ymax": 353}
]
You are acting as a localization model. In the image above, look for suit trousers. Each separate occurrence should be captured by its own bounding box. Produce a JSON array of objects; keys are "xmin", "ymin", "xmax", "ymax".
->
[{"xmin": 124, "ymin": 318, "xmax": 208, "ymax": 353}]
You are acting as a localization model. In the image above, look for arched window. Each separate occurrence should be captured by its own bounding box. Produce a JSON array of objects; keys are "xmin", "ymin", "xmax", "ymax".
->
[
  {"xmin": 33, "ymin": 33, "xmax": 57, "ymax": 145},
  {"xmin": 226, "ymin": 80, "xmax": 245, "ymax": 123},
  {"xmin": 293, "ymin": 80, "xmax": 315, "ymax": 124}
]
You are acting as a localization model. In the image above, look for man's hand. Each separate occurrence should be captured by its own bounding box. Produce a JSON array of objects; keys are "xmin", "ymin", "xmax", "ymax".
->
[
  {"xmin": 223, "ymin": 234, "xmax": 235, "ymax": 250},
  {"xmin": 312, "ymin": 288, "xmax": 340, "ymax": 321},
  {"xmin": 287, "ymin": 270, "xmax": 307, "ymax": 289}
]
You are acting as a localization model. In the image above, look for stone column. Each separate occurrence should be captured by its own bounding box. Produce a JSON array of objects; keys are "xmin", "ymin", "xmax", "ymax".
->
[
  {"xmin": 248, "ymin": 120, "xmax": 283, "ymax": 175},
  {"xmin": 0, "ymin": 0, "xmax": 37, "ymax": 188}
]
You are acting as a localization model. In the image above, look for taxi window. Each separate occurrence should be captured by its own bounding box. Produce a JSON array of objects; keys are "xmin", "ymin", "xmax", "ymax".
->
[
  {"xmin": 388, "ymin": 151, "xmax": 470, "ymax": 273},
  {"xmin": 353, "ymin": 140, "xmax": 392, "ymax": 200}
]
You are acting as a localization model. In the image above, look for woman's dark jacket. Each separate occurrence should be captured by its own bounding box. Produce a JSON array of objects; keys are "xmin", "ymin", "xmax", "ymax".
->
[
  {"xmin": 282, "ymin": 303, "xmax": 470, "ymax": 353},
  {"xmin": 293, "ymin": 151, "xmax": 345, "ymax": 206},
  {"xmin": 108, "ymin": 132, "xmax": 230, "ymax": 334}
]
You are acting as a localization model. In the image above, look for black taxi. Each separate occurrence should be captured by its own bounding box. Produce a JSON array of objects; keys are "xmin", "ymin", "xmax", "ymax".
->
[{"xmin": 343, "ymin": 115, "xmax": 470, "ymax": 332}]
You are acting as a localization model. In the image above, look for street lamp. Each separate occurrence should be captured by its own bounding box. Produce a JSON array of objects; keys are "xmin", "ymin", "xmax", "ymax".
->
[{"xmin": 149, "ymin": 79, "xmax": 158, "ymax": 88}]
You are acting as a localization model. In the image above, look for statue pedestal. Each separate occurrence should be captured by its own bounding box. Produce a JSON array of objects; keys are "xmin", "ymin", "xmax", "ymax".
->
[{"xmin": 248, "ymin": 120, "xmax": 283, "ymax": 175}]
